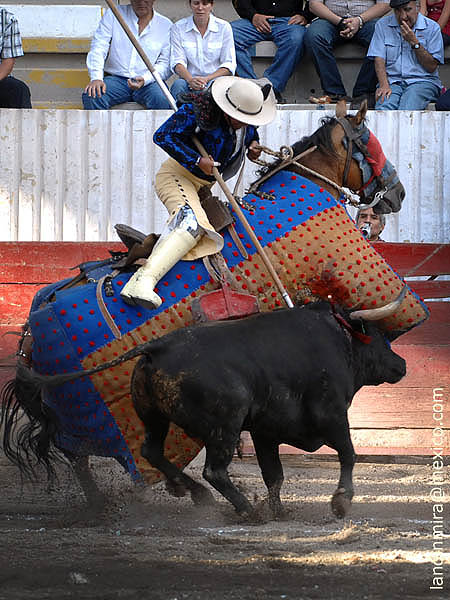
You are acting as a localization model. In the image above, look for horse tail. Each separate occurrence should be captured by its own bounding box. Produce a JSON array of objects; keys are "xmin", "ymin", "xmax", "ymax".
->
[
  {"xmin": 1, "ymin": 340, "xmax": 154, "ymax": 481},
  {"xmin": 0, "ymin": 363, "xmax": 66, "ymax": 483}
]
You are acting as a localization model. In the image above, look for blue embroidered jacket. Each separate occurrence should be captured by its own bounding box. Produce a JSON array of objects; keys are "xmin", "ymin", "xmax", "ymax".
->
[{"xmin": 153, "ymin": 103, "xmax": 259, "ymax": 183}]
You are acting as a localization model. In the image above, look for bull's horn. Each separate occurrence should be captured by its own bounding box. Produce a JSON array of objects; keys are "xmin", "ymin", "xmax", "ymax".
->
[{"xmin": 349, "ymin": 287, "xmax": 407, "ymax": 321}]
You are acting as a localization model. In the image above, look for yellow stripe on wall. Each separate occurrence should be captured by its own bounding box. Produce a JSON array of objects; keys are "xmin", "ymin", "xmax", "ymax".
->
[
  {"xmin": 25, "ymin": 69, "xmax": 90, "ymax": 89},
  {"xmin": 22, "ymin": 38, "xmax": 92, "ymax": 53}
]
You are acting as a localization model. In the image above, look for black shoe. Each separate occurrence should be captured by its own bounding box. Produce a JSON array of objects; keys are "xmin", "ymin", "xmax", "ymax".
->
[
  {"xmin": 309, "ymin": 93, "xmax": 351, "ymax": 105},
  {"xmin": 351, "ymin": 93, "xmax": 375, "ymax": 110},
  {"xmin": 274, "ymin": 89, "xmax": 285, "ymax": 104}
]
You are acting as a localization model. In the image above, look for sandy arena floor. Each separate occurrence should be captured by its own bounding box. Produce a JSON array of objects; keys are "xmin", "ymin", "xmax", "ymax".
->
[{"xmin": 0, "ymin": 450, "xmax": 448, "ymax": 600}]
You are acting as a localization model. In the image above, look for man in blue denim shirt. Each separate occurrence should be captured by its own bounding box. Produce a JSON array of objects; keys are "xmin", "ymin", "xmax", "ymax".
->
[
  {"xmin": 121, "ymin": 77, "xmax": 276, "ymax": 309},
  {"xmin": 368, "ymin": 0, "xmax": 444, "ymax": 109}
]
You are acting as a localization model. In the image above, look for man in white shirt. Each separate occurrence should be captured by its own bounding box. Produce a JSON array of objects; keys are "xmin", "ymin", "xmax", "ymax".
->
[{"xmin": 82, "ymin": 0, "xmax": 172, "ymax": 109}]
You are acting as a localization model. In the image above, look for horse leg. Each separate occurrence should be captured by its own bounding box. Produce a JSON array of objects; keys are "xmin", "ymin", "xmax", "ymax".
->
[
  {"xmin": 63, "ymin": 452, "xmax": 107, "ymax": 511},
  {"xmin": 140, "ymin": 412, "xmax": 215, "ymax": 506},
  {"xmin": 251, "ymin": 433, "xmax": 284, "ymax": 518},
  {"xmin": 202, "ymin": 438, "xmax": 254, "ymax": 516}
]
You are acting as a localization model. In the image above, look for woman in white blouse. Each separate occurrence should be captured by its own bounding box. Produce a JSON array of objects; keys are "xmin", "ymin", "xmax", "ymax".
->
[{"xmin": 170, "ymin": 0, "xmax": 236, "ymax": 100}]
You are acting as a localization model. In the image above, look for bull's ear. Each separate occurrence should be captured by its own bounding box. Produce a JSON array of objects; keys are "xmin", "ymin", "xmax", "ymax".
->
[
  {"xmin": 355, "ymin": 100, "xmax": 368, "ymax": 125},
  {"xmin": 335, "ymin": 99, "xmax": 347, "ymax": 118}
]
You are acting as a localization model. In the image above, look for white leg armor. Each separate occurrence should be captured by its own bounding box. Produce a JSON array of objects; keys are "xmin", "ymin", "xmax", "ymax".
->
[{"xmin": 120, "ymin": 206, "xmax": 204, "ymax": 310}]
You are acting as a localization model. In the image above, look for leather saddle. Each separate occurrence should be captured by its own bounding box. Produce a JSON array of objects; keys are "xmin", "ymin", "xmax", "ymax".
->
[{"xmin": 114, "ymin": 187, "xmax": 235, "ymax": 268}]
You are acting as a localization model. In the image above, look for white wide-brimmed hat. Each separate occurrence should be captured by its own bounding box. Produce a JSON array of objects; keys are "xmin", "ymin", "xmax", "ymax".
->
[{"xmin": 211, "ymin": 76, "xmax": 276, "ymax": 126}]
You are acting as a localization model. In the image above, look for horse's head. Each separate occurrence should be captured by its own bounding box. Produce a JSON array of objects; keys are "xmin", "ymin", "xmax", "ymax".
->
[
  {"xmin": 333, "ymin": 100, "xmax": 405, "ymax": 214},
  {"xmin": 251, "ymin": 101, "xmax": 405, "ymax": 216}
]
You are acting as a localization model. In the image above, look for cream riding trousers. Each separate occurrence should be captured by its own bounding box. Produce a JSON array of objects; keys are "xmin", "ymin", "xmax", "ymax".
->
[{"xmin": 155, "ymin": 158, "xmax": 224, "ymax": 261}]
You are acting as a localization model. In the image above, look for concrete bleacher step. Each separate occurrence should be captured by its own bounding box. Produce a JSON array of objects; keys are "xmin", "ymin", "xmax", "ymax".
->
[
  {"xmin": 15, "ymin": 67, "xmax": 89, "ymax": 106},
  {"xmin": 30, "ymin": 100, "xmax": 83, "ymax": 110},
  {"xmin": 6, "ymin": 2, "xmax": 449, "ymax": 108},
  {"xmin": 15, "ymin": 35, "xmax": 90, "ymax": 106},
  {"xmin": 5, "ymin": 4, "xmax": 101, "ymax": 106}
]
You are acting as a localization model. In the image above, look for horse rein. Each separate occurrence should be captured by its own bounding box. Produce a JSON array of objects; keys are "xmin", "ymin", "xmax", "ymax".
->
[{"xmin": 247, "ymin": 144, "xmax": 361, "ymax": 206}]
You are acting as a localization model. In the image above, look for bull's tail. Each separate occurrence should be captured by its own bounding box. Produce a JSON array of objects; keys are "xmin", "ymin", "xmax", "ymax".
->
[
  {"xmin": 0, "ymin": 364, "xmax": 67, "ymax": 483},
  {"xmin": 20, "ymin": 341, "xmax": 154, "ymax": 390}
]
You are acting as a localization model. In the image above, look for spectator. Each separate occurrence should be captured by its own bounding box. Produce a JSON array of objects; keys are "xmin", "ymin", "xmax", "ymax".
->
[
  {"xmin": 82, "ymin": 0, "xmax": 171, "ymax": 110},
  {"xmin": 420, "ymin": 0, "xmax": 450, "ymax": 46},
  {"xmin": 306, "ymin": 0, "xmax": 390, "ymax": 107},
  {"xmin": 368, "ymin": 0, "xmax": 444, "ymax": 110},
  {"xmin": 436, "ymin": 86, "xmax": 450, "ymax": 107},
  {"xmin": 170, "ymin": 1, "xmax": 236, "ymax": 101},
  {"xmin": 121, "ymin": 77, "xmax": 276, "ymax": 309},
  {"xmin": 356, "ymin": 206, "xmax": 386, "ymax": 241},
  {"xmin": 0, "ymin": 8, "xmax": 32, "ymax": 108},
  {"xmin": 230, "ymin": 1, "xmax": 309, "ymax": 102}
]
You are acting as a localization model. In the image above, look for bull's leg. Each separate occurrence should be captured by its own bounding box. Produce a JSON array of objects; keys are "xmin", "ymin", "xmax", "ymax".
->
[
  {"xmin": 140, "ymin": 414, "xmax": 215, "ymax": 506},
  {"xmin": 323, "ymin": 418, "xmax": 355, "ymax": 518},
  {"xmin": 203, "ymin": 441, "xmax": 253, "ymax": 516},
  {"xmin": 251, "ymin": 434, "xmax": 284, "ymax": 518}
]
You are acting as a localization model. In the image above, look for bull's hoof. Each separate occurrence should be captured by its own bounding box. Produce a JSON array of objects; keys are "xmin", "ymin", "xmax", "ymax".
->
[
  {"xmin": 272, "ymin": 505, "xmax": 289, "ymax": 521},
  {"xmin": 331, "ymin": 488, "xmax": 353, "ymax": 519},
  {"xmin": 236, "ymin": 508, "xmax": 259, "ymax": 523},
  {"xmin": 191, "ymin": 485, "xmax": 216, "ymax": 506},
  {"xmin": 268, "ymin": 497, "xmax": 286, "ymax": 520}
]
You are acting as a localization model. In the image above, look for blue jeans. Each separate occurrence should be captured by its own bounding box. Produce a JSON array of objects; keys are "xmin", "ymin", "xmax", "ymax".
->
[
  {"xmin": 231, "ymin": 17, "xmax": 306, "ymax": 93},
  {"xmin": 436, "ymin": 88, "xmax": 450, "ymax": 111},
  {"xmin": 375, "ymin": 80, "xmax": 441, "ymax": 110},
  {"xmin": 305, "ymin": 19, "xmax": 378, "ymax": 97},
  {"xmin": 170, "ymin": 78, "xmax": 190, "ymax": 101},
  {"xmin": 82, "ymin": 75, "xmax": 171, "ymax": 109},
  {"xmin": 170, "ymin": 78, "xmax": 215, "ymax": 104}
]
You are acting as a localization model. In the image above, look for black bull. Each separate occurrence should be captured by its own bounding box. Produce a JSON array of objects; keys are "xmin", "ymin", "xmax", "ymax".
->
[{"xmin": 15, "ymin": 299, "xmax": 406, "ymax": 519}]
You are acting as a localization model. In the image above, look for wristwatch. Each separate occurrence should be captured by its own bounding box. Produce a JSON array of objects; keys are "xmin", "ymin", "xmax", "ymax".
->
[{"xmin": 412, "ymin": 42, "xmax": 420, "ymax": 50}]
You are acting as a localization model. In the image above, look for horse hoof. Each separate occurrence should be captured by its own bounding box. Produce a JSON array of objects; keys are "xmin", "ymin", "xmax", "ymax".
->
[
  {"xmin": 165, "ymin": 479, "xmax": 187, "ymax": 498},
  {"xmin": 331, "ymin": 488, "xmax": 353, "ymax": 519}
]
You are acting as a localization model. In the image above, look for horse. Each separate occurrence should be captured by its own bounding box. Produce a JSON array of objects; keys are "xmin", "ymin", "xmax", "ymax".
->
[{"xmin": 0, "ymin": 101, "xmax": 423, "ymax": 511}]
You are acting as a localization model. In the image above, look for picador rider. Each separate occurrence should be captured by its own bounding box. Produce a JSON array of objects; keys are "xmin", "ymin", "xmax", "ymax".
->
[{"xmin": 121, "ymin": 76, "xmax": 277, "ymax": 309}]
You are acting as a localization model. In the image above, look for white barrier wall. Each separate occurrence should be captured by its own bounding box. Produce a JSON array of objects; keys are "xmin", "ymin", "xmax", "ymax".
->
[
  {"xmin": 0, "ymin": 108, "xmax": 449, "ymax": 243},
  {"xmin": 2, "ymin": 5, "xmax": 104, "ymax": 38}
]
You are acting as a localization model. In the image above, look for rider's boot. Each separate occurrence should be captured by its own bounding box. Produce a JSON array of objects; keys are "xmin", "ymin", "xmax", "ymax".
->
[{"xmin": 120, "ymin": 207, "xmax": 203, "ymax": 310}]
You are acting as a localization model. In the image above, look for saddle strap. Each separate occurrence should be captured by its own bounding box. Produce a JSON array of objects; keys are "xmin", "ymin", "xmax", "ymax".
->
[
  {"xmin": 96, "ymin": 273, "xmax": 122, "ymax": 339},
  {"xmin": 203, "ymin": 253, "xmax": 236, "ymax": 287}
]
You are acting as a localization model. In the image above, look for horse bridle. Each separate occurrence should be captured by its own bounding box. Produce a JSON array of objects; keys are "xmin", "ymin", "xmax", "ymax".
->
[
  {"xmin": 246, "ymin": 117, "xmax": 396, "ymax": 208},
  {"xmin": 336, "ymin": 117, "xmax": 397, "ymax": 208}
]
